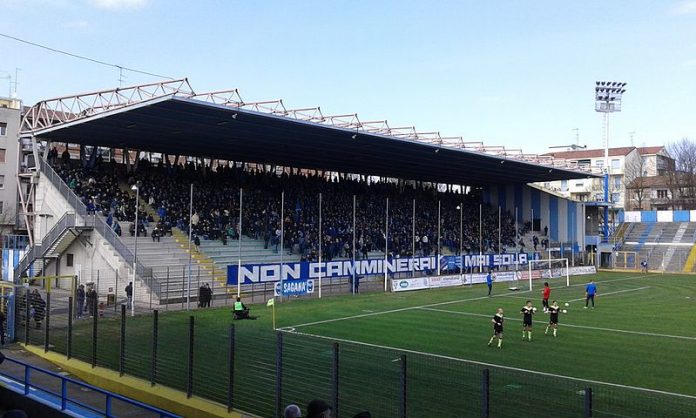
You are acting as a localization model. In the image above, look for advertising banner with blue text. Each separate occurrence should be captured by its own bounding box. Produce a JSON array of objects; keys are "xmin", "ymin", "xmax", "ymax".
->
[{"xmin": 227, "ymin": 254, "xmax": 536, "ymax": 285}]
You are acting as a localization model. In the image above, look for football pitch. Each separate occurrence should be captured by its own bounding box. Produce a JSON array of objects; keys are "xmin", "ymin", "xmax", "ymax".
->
[{"xmin": 52, "ymin": 271, "xmax": 696, "ymax": 417}]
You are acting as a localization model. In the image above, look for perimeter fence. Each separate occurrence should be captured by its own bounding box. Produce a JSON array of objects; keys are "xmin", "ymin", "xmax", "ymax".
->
[{"xmin": 12, "ymin": 298, "xmax": 696, "ymax": 418}]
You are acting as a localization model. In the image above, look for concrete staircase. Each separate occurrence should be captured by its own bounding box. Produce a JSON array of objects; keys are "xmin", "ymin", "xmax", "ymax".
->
[{"xmin": 119, "ymin": 227, "xmax": 227, "ymax": 304}]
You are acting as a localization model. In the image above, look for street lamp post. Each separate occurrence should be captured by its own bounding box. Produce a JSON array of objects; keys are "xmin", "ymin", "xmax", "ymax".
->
[
  {"xmin": 131, "ymin": 184, "xmax": 139, "ymax": 316},
  {"xmin": 594, "ymin": 81, "xmax": 627, "ymax": 243},
  {"xmin": 457, "ymin": 204, "xmax": 463, "ymax": 282}
]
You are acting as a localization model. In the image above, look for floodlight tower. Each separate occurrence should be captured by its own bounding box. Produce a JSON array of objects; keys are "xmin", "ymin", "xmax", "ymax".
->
[{"xmin": 594, "ymin": 81, "xmax": 627, "ymax": 242}]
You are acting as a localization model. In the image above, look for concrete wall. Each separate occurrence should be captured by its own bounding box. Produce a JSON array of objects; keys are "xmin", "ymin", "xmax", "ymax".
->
[
  {"xmin": 624, "ymin": 210, "xmax": 696, "ymax": 223},
  {"xmin": 34, "ymin": 174, "xmax": 136, "ymax": 296},
  {"xmin": 484, "ymin": 183, "xmax": 584, "ymax": 246}
]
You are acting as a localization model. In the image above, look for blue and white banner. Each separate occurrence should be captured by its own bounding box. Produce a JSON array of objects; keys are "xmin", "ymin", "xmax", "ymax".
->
[
  {"xmin": 274, "ymin": 279, "xmax": 315, "ymax": 296},
  {"xmin": 227, "ymin": 254, "xmax": 536, "ymax": 285}
]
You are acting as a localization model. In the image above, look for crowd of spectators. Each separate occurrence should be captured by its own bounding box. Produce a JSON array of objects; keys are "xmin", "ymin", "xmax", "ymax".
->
[{"xmin": 54, "ymin": 153, "xmax": 532, "ymax": 262}]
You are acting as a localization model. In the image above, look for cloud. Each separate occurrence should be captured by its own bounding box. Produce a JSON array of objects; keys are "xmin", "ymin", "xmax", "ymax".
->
[
  {"xmin": 87, "ymin": 0, "xmax": 148, "ymax": 10},
  {"xmin": 670, "ymin": 0, "xmax": 696, "ymax": 15},
  {"xmin": 684, "ymin": 58, "xmax": 696, "ymax": 67}
]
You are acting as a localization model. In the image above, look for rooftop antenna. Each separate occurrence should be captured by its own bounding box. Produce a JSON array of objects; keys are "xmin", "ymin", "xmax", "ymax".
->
[
  {"xmin": 117, "ymin": 66, "xmax": 126, "ymax": 88},
  {"xmin": 629, "ymin": 131, "xmax": 636, "ymax": 147},
  {"xmin": 572, "ymin": 128, "xmax": 580, "ymax": 146}
]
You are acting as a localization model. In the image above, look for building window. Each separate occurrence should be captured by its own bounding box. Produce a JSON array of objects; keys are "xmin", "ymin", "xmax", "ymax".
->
[
  {"xmin": 575, "ymin": 182, "xmax": 584, "ymax": 187},
  {"xmin": 0, "ymin": 202, "xmax": 3, "ymax": 214},
  {"xmin": 544, "ymin": 182, "xmax": 551, "ymax": 188},
  {"xmin": 0, "ymin": 148, "xmax": 5, "ymax": 163},
  {"xmin": 0, "ymin": 175, "xmax": 4, "ymax": 189},
  {"xmin": 611, "ymin": 159, "xmax": 620, "ymax": 169},
  {"xmin": 611, "ymin": 193, "xmax": 621, "ymax": 202},
  {"xmin": 657, "ymin": 189, "xmax": 668, "ymax": 199},
  {"xmin": 561, "ymin": 180, "xmax": 568, "ymax": 192},
  {"xmin": 0, "ymin": 122, "xmax": 6, "ymax": 136},
  {"xmin": 67, "ymin": 254, "xmax": 74, "ymax": 267},
  {"xmin": 613, "ymin": 176, "xmax": 621, "ymax": 190},
  {"xmin": 596, "ymin": 160, "xmax": 604, "ymax": 169}
]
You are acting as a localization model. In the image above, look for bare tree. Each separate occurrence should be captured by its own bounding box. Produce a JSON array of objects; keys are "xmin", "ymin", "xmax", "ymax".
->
[
  {"xmin": 624, "ymin": 155, "xmax": 649, "ymax": 210},
  {"xmin": 666, "ymin": 138, "xmax": 696, "ymax": 209}
]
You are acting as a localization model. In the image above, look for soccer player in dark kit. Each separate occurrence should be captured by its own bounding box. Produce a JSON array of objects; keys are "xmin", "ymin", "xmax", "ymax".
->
[
  {"xmin": 545, "ymin": 300, "xmax": 560, "ymax": 337},
  {"xmin": 520, "ymin": 300, "xmax": 536, "ymax": 341},
  {"xmin": 488, "ymin": 308, "xmax": 504, "ymax": 348}
]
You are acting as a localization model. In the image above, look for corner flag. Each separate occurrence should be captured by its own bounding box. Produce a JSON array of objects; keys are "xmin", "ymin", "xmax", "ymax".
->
[{"xmin": 267, "ymin": 298, "xmax": 276, "ymax": 329}]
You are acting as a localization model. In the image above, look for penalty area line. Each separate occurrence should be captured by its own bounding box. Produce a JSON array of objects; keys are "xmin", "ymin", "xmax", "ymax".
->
[
  {"xmin": 281, "ymin": 274, "xmax": 651, "ymax": 331},
  {"xmin": 567, "ymin": 286, "xmax": 650, "ymax": 302}
]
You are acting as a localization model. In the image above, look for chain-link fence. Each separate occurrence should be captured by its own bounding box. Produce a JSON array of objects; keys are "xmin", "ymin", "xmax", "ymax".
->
[{"xmin": 13, "ymin": 298, "xmax": 696, "ymax": 418}]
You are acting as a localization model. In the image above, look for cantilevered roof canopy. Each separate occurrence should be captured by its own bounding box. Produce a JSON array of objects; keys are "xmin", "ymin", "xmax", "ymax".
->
[{"xmin": 22, "ymin": 80, "xmax": 599, "ymax": 185}]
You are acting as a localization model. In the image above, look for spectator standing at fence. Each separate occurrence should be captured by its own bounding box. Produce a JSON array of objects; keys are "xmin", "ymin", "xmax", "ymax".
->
[
  {"xmin": 306, "ymin": 399, "xmax": 332, "ymax": 418},
  {"xmin": 86, "ymin": 286, "xmax": 98, "ymax": 317},
  {"xmin": 30, "ymin": 290, "xmax": 46, "ymax": 329},
  {"xmin": 125, "ymin": 282, "xmax": 133, "ymax": 309},
  {"xmin": 76, "ymin": 284, "xmax": 85, "ymax": 319},
  {"xmin": 198, "ymin": 284, "xmax": 206, "ymax": 307},
  {"xmin": 199, "ymin": 283, "xmax": 211, "ymax": 308},
  {"xmin": 284, "ymin": 404, "xmax": 301, "ymax": 418}
]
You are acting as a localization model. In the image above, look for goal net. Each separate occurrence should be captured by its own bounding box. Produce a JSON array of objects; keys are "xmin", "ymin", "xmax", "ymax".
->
[{"xmin": 509, "ymin": 258, "xmax": 569, "ymax": 291}]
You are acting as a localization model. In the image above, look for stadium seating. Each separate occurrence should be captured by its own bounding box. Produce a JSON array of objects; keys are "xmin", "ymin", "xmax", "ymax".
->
[
  {"xmin": 621, "ymin": 221, "xmax": 696, "ymax": 271},
  {"xmin": 53, "ymin": 158, "xmax": 525, "ymax": 299}
]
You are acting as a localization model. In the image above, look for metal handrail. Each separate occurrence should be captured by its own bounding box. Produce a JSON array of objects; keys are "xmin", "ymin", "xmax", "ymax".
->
[
  {"xmin": 38, "ymin": 158, "xmax": 151, "ymax": 278},
  {"xmin": 13, "ymin": 212, "xmax": 76, "ymax": 281},
  {"xmin": 0, "ymin": 356, "xmax": 180, "ymax": 417}
]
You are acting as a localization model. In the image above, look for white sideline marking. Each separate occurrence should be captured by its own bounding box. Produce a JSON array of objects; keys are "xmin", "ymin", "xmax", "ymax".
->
[
  {"xmin": 283, "ymin": 274, "xmax": 649, "ymax": 330},
  {"xmin": 278, "ymin": 275, "xmax": 647, "ymax": 331},
  {"xmin": 419, "ymin": 307, "xmax": 696, "ymax": 341},
  {"xmin": 567, "ymin": 286, "xmax": 650, "ymax": 302},
  {"xmin": 280, "ymin": 329, "xmax": 696, "ymax": 400},
  {"xmin": 280, "ymin": 291, "xmax": 530, "ymax": 330}
]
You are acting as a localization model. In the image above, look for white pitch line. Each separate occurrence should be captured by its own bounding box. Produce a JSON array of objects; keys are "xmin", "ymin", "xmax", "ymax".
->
[
  {"xmin": 280, "ymin": 328, "xmax": 696, "ymax": 400},
  {"xmin": 419, "ymin": 307, "xmax": 696, "ymax": 341},
  {"xmin": 281, "ymin": 290, "xmax": 532, "ymax": 330},
  {"xmin": 567, "ymin": 286, "xmax": 650, "ymax": 302},
  {"xmin": 282, "ymin": 274, "xmax": 649, "ymax": 330}
]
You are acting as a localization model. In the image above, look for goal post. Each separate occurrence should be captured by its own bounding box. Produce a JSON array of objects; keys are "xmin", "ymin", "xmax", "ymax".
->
[{"xmin": 524, "ymin": 258, "xmax": 569, "ymax": 291}]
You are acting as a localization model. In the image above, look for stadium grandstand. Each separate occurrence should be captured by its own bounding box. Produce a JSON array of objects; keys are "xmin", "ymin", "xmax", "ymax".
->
[
  {"xmin": 13, "ymin": 79, "xmax": 593, "ymax": 306},
  {"xmin": 8, "ymin": 80, "xmax": 696, "ymax": 418}
]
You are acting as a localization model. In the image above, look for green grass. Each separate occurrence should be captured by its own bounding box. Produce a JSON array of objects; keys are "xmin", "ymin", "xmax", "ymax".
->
[{"xmin": 30, "ymin": 272, "xmax": 696, "ymax": 417}]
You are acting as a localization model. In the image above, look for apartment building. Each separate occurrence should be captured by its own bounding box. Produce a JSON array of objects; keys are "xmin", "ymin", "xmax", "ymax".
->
[
  {"xmin": 538, "ymin": 147, "xmax": 643, "ymax": 209},
  {"xmin": 0, "ymin": 97, "xmax": 21, "ymax": 233}
]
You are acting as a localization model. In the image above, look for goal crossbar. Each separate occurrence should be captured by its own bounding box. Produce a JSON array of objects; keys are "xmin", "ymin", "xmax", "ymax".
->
[{"xmin": 526, "ymin": 258, "xmax": 569, "ymax": 291}]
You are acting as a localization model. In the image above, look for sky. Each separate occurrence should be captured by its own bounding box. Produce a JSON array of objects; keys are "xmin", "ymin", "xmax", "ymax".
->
[{"xmin": 1, "ymin": 0, "xmax": 696, "ymax": 154}]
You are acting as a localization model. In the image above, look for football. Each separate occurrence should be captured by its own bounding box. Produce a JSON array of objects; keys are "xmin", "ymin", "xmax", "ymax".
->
[
  {"xmin": 564, "ymin": 303, "xmax": 569, "ymax": 307},
  {"xmin": 532, "ymin": 307, "xmax": 537, "ymax": 312},
  {"xmin": 562, "ymin": 309, "xmax": 567, "ymax": 314}
]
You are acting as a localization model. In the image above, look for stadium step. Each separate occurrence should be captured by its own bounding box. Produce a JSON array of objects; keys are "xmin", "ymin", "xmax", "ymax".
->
[{"xmin": 683, "ymin": 244, "xmax": 696, "ymax": 272}]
